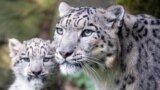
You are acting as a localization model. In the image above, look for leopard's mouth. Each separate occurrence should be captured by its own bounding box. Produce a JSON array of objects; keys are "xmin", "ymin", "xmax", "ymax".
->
[
  {"xmin": 56, "ymin": 55, "xmax": 85, "ymax": 68},
  {"xmin": 27, "ymin": 74, "xmax": 47, "ymax": 82},
  {"xmin": 60, "ymin": 60, "xmax": 83, "ymax": 68},
  {"xmin": 58, "ymin": 57, "xmax": 85, "ymax": 74}
]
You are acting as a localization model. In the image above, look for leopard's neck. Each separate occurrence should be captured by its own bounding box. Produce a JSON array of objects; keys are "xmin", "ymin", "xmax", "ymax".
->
[
  {"xmin": 83, "ymin": 14, "xmax": 140, "ymax": 90},
  {"xmin": 83, "ymin": 60, "xmax": 121, "ymax": 90},
  {"xmin": 9, "ymin": 73, "xmax": 55, "ymax": 90},
  {"xmin": 9, "ymin": 77, "xmax": 43, "ymax": 90},
  {"xmin": 118, "ymin": 13, "xmax": 140, "ymax": 59}
]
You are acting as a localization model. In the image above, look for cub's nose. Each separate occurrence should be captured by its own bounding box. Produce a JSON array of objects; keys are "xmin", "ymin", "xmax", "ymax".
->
[
  {"xmin": 31, "ymin": 70, "xmax": 42, "ymax": 77},
  {"xmin": 59, "ymin": 51, "xmax": 73, "ymax": 59}
]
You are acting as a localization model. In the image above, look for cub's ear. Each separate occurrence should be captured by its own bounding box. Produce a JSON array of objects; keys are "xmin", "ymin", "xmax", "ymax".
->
[
  {"xmin": 105, "ymin": 5, "xmax": 124, "ymax": 27},
  {"xmin": 8, "ymin": 38, "xmax": 22, "ymax": 58},
  {"xmin": 59, "ymin": 2, "xmax": 72, "ymax": 17}
]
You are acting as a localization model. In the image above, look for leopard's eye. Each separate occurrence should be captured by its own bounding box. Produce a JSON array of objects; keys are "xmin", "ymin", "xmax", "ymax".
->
[
  {"xmin": 22, "ymin": 57, "xmax": 30, "ymax": 62},
  {"xmin": 81, "ymin": 29, "xmax": 95, "ymax": 37},
  {"xmin": 56, "ymin": 27, "xmax": 63, "ymax": 35},
  {"xmin": 43, "ymin": 57, "xmax": 53, "ymax": 62}
]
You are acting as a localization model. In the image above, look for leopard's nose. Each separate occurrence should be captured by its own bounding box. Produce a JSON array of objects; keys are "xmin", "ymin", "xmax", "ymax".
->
[
  {"xmin": 31, "ymin": 70, "xmax": 42, "ymax": 77},
  {"xmin": 59, "ymin": 51, "xmax": 73, "ymax": 59}
]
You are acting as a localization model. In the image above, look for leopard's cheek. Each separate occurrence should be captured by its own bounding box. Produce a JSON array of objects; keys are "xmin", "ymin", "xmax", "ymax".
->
[
  {"xmin": 78, "ymin": 39, "xmax": 97, "ymax": 53},
  {"xmin": 23, "ymin": 66, "xmax": 29, "ymax": 77},
  {"xmin": 90, "ymin": 39, "xmax": 106, "ymax": 57}
]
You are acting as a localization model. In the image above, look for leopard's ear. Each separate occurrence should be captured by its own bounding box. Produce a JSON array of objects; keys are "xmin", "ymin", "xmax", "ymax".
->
[
  {"xmin": 46, "ymin": 40, "xmax": 54, "ymax": 52},
  {"xmin": 105, "ymin": 5, "xmax": 124, "ymax": 27},
  {"xmin": 59, "ymin": 2, "xmax": 72, "ymax": 17},
  {"xmin": 45, "ymin": 40, "xmax": 51, "ymax": 45},
  {"xmin": 8, "ymin": 38, "xmax": 23, "ymax": 58},
  {"xmin": 49, "ymin": 40, "xmax": 56, "ymax": 54}
]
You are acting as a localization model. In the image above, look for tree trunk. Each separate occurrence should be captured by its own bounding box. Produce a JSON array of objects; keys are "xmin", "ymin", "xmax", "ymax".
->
[{"xmin": 38, "ymin": 0, "xmax": 59, "ymax": 39}]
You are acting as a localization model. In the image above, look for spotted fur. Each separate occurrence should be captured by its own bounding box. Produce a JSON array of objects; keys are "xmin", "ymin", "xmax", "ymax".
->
[
  {"xmin": 54, "ymin": 2, "xmax": 160, "ymax": 90},
  {"xmin": 8, "ymin": 38, "xmax": 56, "ymax": 90}
]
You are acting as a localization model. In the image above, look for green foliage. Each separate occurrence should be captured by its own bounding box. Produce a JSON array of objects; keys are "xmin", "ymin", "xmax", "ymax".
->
[
  {"xmin": 64, "ymin": 72, "xmax": 94, "ymax": 90},
  {"xmin": 0, "ymin": 0, "xmax": 39, "ymax": 40},
  {"xmin": 0, "ymin": 44, "xmax": 12, "ymax": 90},
  {"xmin": 115, "ymin": 0, "xmax": 160, "ymax": 17},
  {"xmin": 0, "ymin": 0, "xmax": 56, "ymax": 40}
]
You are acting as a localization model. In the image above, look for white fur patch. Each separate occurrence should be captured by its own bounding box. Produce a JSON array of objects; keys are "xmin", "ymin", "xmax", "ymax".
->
[{"xmin": 60, "ymin": 63, "xmax": 81, "ymax": 75}]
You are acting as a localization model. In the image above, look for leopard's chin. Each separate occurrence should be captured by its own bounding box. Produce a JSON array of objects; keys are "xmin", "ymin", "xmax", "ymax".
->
[
  {"xmin": 27, "ymin": 75, "xmax": 47, "ymax": 83},
  {"xmin": 60, "ymin": 63, "xmax": 82, "ymax": 75},
  {"xmin": 29, "ymin": 79, "xmax": 43, "ymax": 88}
]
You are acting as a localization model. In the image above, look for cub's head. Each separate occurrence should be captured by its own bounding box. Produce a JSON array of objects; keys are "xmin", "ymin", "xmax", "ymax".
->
[
  {"xmin": 54, "ymin": 2, "xmax": 125, "ymax": 74},
  {"xmin": 8, "ymin": 38, "xmax": 55, "ymax": 85}
]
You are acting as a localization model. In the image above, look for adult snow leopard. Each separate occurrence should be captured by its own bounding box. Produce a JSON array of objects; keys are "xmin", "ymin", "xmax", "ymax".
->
[
  {"xmin": 54, "ymin": 2, "xmax": 160, "ymax": 90},
  {"xmin": 8, "ymin": 38, "xmax": 55, "ymax": 90}
]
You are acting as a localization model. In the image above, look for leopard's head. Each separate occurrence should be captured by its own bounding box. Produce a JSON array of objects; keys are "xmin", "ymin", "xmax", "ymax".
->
[
  {"xmin": 54, "ymin": 2, "xmax": 125, "ymax": 75},
  {"xmin": 8, "ymin": 38, "xmax": 55, "ymax": 85}
]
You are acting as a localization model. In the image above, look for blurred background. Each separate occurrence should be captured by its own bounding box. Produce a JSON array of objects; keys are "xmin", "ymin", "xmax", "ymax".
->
[{"xmin": 0, "ymin": 0, "xmax": 160, "ymax": 90}]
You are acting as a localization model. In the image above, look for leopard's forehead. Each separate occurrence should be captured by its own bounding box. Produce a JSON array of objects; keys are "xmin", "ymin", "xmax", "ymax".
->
[
  {"xmin": 22, "ymin": 38, "xmax": 50, "ymax": 56},
  {"xmin": 23, "ymin": 38, "xmax": 49, "ymax": 48},
  {"xmin": 57, "ymin": 7, "xmax": 105, "ymax": 30},
  {"xmin": 70, "ymin": 7, "xmax": 96, "ymax": 15}
]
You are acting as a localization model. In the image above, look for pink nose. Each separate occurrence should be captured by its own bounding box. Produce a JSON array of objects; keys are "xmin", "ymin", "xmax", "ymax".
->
[{"xmin": 59, "ymin": 51, "xmax": 73, "ymax": 59}]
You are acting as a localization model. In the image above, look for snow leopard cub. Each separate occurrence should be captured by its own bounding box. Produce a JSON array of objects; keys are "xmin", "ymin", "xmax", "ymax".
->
[{"xmin": 8, "ymin": 38, "xmax": 55, "ymax": 90}]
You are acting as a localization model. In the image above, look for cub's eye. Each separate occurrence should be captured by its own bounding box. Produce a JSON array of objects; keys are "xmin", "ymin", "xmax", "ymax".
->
[
  {"xmin": 43, "ymin": 57, "xmax": 53, "ymax": 62},
  {"xmin": 56, "ymin": 27, "xmax": 63, "ymax": 35},
  {"xmin": 81, "ymin": 29, "xmax": 94, "ymax": 37},
  {"xmin": 22, "ymin": 57, "xmax": 30, "ymax": 62}
]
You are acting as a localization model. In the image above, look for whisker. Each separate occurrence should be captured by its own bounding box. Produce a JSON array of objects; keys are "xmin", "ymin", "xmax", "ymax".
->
[
  {"xmin": 72, "ymin": 56, "xmax": 106, "ymax": 70},
  {"xmin": 84, "ymin": 56, "xmax": 106, "ymax": 70},
  {"xmin": 87, "ymin": 59, "xmax": 104, "ymax": 67},
  {"xmin": 85, "ymin": 56, "xmax": 102, "ymax": 61},
  {"xmin": 84, "ymin": 63, "xmax": 101, "ymax": 81}
]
